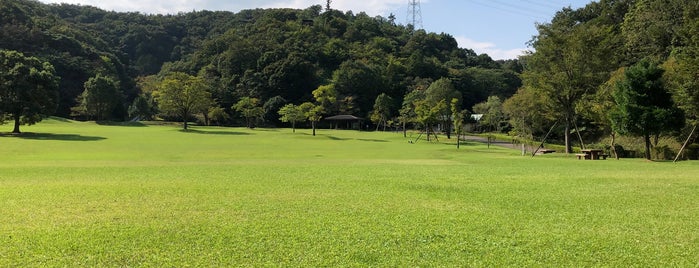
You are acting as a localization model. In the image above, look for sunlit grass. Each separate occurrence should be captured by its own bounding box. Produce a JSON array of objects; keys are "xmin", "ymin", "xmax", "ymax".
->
[{"xmin": 1, "ymin": 119, "xmax": 698, "ymax": 266}]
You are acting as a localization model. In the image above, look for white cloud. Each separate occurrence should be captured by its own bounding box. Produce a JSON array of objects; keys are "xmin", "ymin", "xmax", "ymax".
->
[{"xmin": 455, "ymin": 36, "xmax": 527, "ymax": 60}]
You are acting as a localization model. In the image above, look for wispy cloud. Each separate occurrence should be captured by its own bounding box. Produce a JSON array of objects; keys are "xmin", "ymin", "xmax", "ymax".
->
[{"xmin": 455, "ymin": 36, "xmax": 527, "ymax": 60}]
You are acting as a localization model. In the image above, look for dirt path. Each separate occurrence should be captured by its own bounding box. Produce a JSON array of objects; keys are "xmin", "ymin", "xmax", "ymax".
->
[{"xmin": 462, "ymin": 135, "xmax": 531, "ymax": 151}]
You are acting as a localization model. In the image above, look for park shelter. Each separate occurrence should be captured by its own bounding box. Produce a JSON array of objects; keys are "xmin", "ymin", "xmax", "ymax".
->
[{"xmin": 324, "ymin": 115, "xmax": 363, "ymax": 130}]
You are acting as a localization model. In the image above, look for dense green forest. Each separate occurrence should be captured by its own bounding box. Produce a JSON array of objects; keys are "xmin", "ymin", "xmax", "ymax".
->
[
  {"xmin": 3, "ymin": 0, "xmax": 699, "ymax": 159},
  {"xmin": 0, "ymin": 0, "xmax": 520, "ymax": 122}
]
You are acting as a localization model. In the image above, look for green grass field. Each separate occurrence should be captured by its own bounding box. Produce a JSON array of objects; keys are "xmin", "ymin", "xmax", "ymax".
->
[{"xmin": 2, "ymin": 118, "xmax": 699, "ymax": 266}]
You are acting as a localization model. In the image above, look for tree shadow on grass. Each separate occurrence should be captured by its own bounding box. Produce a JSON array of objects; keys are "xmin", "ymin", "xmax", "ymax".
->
[
  {"xmin": 179, "ymin": 129, "xmax": 251, "ymax": 135},
  {"xmin": 298, "ymin": 133, "xmax": 387, "ymax": 142},
  {"xmin": 96, "ymin": 121, "xmax": 147, "ymax": 127},
  {"xmin": 357, "ymin": 138, "xmax": 389, "ymax": 143},
  {"xmin": 323, "ymin": 134, "xmax": 350, "ymax": 141},
  {"xmin": 0, "ymin": 132, "xmax": 106, "ymax": 141}
]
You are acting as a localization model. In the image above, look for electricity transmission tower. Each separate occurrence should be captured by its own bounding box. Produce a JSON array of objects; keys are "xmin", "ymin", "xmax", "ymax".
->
[{"xmin": 407, "ymin": 0, "xmax": 423, "ymax": 29}]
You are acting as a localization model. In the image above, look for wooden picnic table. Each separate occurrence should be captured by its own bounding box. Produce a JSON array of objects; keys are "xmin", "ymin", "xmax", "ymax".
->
[{"xmin": 576, "ymin": 149, "xmax": 607, "ymax": 160}]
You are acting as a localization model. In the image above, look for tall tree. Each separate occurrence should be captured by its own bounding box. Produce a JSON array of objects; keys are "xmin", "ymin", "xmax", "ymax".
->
[
  {"xmin": 156, "ymin": 72, "xmax": 211, "ymax": 130},
  {"xmin": 425, "ymin": 78, "xmax": 461, "ymax": 139},
  {"xmin": 414, "ymin": 98, "xmax": 446, "ymax": 141},
  {"xmin": 299, "ymin": 102, "xmax": 323, "ymax": 136},
  {"xmin": 503, "ymin": 86, "xmax": 555, "ymax": 140},
  {"xmin": 278, "ymin": 103, "xmax": 304, "ymax": 133},
  {"xmin": 0, "ymin": 50, "xmax": 59, "ymax": 133},
  {"xmin": 370, "ymin": 93, "xmax": 393, "ymax": 131},
  {"xmin": 451, "ymin": 98, "xmax": 468, "ymax": 149},
  {"xmin": 233, "ymin": 97, "xmax": 264, "ymax": 129},
  {"xmin": 611, "ymin": 59, "xmax": 685, "ymax": 160},
  {"xmin": 398, "ymin": 89, "xmax": 425, "ymax": 137},
  {"xmin": 579, "ymin": 67, "xmax": 627, "ymax": 159},
  {"xmin": 74, "ymin": 74, "xmax": 122, "ymax": 121},
  {"xmin": 523, "ymin": 8, "xmax": 617, "ymax": 153}
]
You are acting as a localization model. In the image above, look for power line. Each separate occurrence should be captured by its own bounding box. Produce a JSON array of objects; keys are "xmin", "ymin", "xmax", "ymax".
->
[
  {"xmin": 521, "ymin": 0, "xmax": 569, "ymax": 10},
  {"xmin": 491, "ymin": 0, "xmax": 553, "ymax": 15},
  {"xmin": 465, "ymin": 0, "xmax": 550, "ymax": 21}
]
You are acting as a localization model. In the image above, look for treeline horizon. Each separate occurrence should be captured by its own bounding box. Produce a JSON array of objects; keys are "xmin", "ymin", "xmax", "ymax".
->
[{"xmin": 0, "ymin": 0, "xmax": 522, "ymax": 124}]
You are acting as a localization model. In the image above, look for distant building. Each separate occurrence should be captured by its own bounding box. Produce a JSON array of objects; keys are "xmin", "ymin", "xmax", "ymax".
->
[
  {"xmin": 324, "ymin": 115, "xmax": 362, "ymax": 130},
  {"xmin": 466, "ymin": 114, "xmax": 483, "ymax": 132}
]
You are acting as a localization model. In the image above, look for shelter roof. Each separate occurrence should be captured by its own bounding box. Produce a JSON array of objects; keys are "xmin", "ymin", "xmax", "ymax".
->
[{"xmin": 324, "ymin": 115, "xmax": 363, "ymax": 120}]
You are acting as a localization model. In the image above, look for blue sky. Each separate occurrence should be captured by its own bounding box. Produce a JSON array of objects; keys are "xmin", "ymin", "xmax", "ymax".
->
[{"xmin": 38, "ymin": 0, "xmax": 593, "ymax": 60}]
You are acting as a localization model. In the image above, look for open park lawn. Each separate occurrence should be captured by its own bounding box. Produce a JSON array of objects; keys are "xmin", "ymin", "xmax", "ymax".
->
[{"xmin": 1, "ymin": 118, "xmax": 698, "ymax": 266}]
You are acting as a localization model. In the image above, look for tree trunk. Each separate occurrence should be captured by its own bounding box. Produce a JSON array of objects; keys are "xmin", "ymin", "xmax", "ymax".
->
[
  {"xmin": 445, "ymin": 121, "xmax": 451, "ymax": 139},
  {"xmin": 426, "ymin": 125, "xmax": 431, "ymax": 141},
  {"xmin": 644, "ymin": 134, "xmax": 652, "ymax": 160},
  {"xmin": 12, "ymin": 113, "xmax": 21, "ymax": 134},
  {"xmin": 182, "ymin": 110, "xmax": 189, "ymax": 130},
  {"xmin": 312, "ymin": 121, "xmax": 316, "ymax": 136},
  {"xmin": 292, "ymin": 122, "xmax": 296, "ymax": 133},
  {"xmin": 653, "ymin": 134, "xmax": 659, "ymax": 147},
  {"xmin": 456, "ymin": 129, "xmax": 460, "ymax": 149},
  {"xmin": 203, "ymin": 112, "xmax": 210, "ymax": 126},
  {"xmin": 610, "ymin": 133, "xmax": 619, "ymax": 160},
  {"xmin": 564, "ymin": 119, "xmax": 572, "ymax": 154},
  {"xmin": 403, "ymin": 121, "xmax": 407, "ymax": 138}
]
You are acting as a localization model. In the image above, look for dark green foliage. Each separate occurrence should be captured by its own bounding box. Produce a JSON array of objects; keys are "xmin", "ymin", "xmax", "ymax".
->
[
  {"xmin": 74, "ymin": 74, "xmax": 123, "ymax": 121},
  {"xmin": 611, "ymin": 59, "xmax": 685, "ymax": 160},
  {"xmin": 0, "ymin": 49, "xmax": 59, "ymax": 133},
  {"xmin": 425, "ymin": 78, "xmax": 461, "ymax": 138},
  {"xmin": 263, "ymin": 96, "xmax": 287, "ymax": 127},
  {"xmin": 128, "ymin": 95, "xmax": 154, "ymax": 121},
  {"xmin": 233, "ymin": 97, "xmax": 264, "ymax": 129},
  {"xmin": 370, "ymin": 93, "xmax": 394, "ymax": 131}
]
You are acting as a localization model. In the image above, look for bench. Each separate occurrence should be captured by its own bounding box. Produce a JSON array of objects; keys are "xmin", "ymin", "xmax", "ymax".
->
[
  {"xmin": 576, "ymin": 150, "xmax": 608, "ymax": 160},
  {"xmin": 536, "ymin": 149, "xmax": 556, "ymax": 155}
]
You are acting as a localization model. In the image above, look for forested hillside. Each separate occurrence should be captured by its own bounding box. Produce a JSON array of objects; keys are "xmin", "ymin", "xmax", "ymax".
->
[{"xmin": 0, "ymin": 0, "xmax": 521, "ymax": 121}]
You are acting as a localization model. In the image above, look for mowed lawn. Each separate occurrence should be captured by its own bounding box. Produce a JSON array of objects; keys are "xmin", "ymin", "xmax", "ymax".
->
[{"xmin": 1, "ymin": 119, "xmax": 698, "ymax": 266}]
